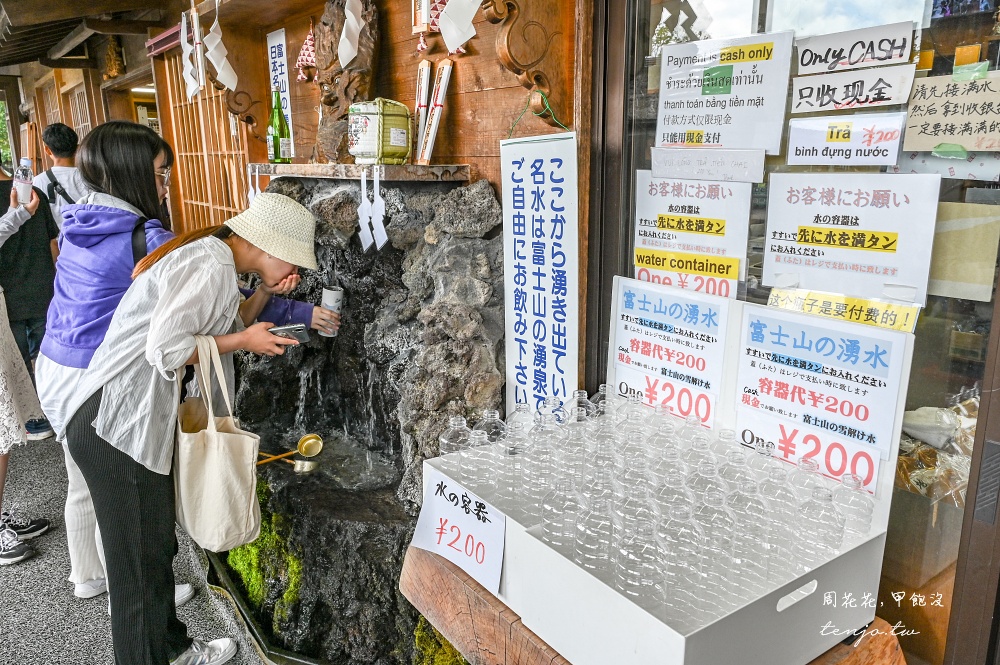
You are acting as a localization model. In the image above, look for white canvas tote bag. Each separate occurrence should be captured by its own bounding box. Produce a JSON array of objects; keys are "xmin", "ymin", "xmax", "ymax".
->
[{"xmin": 175, "ymin": 335, "xmax": 261, "ymax": 551}]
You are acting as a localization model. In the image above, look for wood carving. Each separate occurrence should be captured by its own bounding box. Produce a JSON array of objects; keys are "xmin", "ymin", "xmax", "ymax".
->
[
  {"xmin": 481, "ymin": 0, "xmax": 566, "ymax": 128},
  {"xmin": 314, "ymin": 0, "xmax": 379, "ymax": 163},
  {"xmin": 103, "ymin": 36, "xmax": 126, "ymax": 81},
  {"xmin": 216, "ymin": 72, "xmax": 266, "ymax": 144}
]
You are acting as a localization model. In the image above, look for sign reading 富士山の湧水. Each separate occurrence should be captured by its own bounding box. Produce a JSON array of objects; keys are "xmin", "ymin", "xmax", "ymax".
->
[
  {"xmin": 633, "ymin": 170, "xmax": 751, "ymax": 298},
  {"xmin": 500, "ymin": 133, "xmax": 580, "ymax": 416},
  {"xmin": 656, "ymin": 32, "xmax": 794, "ymax": 155},
  {"xmin": 763, "ymin": 173, "xmax": 940, "ymax": 306}
]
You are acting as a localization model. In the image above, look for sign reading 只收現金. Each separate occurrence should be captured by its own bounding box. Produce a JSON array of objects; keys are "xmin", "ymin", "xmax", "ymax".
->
[{"xmin": 656, "ymin": 32, "xmax": 794, "ymax": 155}]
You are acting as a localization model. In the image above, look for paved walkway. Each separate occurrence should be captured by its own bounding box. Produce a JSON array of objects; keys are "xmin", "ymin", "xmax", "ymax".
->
[{"xmin": 0, "ymin": 437, "xmax": 265, "ymax": 665}]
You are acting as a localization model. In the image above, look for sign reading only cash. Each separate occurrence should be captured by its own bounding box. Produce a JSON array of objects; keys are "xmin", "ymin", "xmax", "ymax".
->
[{"xmin": 656, "ymin": 32, "xmax": 794, "ymax": 155}]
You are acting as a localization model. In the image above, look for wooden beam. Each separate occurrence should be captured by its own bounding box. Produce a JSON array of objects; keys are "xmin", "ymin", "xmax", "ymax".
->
[
  {"xmin": 0, "ymin": 0, "xmax": 167, "ymax": 27},
  {"xmin": 83, "ymin": 18, "xmax": 169, "ymax": 35},
  {"xmin": 39, "ymin": 57, "xmax": 96, "ymax": 69},
  {"xmin": 46, "ymin": 21, "xmax": 92, "ymax": 59}
]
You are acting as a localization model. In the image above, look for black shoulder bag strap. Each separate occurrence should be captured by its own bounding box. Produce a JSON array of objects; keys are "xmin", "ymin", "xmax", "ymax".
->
[
  {"xmin": 44, "ymin": 169, "xmax": 74, "ymax": 206},
  {"xmin": 131, "ymin": 217, "xmax": 148, "ymax": 266}
]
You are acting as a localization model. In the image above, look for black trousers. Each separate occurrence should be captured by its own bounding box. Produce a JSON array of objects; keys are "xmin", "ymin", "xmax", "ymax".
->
[{"xmin": 67, "ymin": 389, "xmax": 192, "ymax": 664}]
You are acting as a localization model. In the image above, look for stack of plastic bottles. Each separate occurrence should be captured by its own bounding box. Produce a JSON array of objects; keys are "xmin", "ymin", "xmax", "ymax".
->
[{"xmin": 434, "ymin": 388, "xmax": 875, "ymax": 633}]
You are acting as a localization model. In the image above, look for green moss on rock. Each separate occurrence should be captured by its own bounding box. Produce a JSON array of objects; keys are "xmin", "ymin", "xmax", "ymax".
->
[
  {"xmin": 414, "ymin": 616, "xmax": 468, "ymax": 665},
  {"xmin": 226, "ymin": 480, "xmax": 303, "ymax": 623}
]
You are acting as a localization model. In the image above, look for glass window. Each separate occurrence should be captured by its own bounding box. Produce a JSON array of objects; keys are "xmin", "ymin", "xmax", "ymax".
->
[{"xmin": 615, "ymin": 2, "xmax": 1000, "ymax": 663}]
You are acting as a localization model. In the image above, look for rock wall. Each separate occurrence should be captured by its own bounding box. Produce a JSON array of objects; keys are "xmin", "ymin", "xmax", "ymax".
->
[{"xmin": 229, "ymin": 176, "xmax": 504, "ymax": 664}]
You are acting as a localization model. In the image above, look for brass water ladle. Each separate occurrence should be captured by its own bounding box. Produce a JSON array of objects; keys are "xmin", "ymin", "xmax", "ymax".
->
[{"xmin": 257, "ymin": 434, "xmax": 323, "ymax": 466}]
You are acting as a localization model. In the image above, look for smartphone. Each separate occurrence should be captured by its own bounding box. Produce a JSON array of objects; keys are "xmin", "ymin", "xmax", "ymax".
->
[{"xmin": 268, "ymin": 323, "xmax": 310, "ymax": 344}]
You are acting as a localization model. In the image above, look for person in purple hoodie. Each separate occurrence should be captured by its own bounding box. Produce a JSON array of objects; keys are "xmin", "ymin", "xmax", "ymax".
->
[{"xmin": 35, "ymin": 121, "xmax": 340, "ymax": 602}]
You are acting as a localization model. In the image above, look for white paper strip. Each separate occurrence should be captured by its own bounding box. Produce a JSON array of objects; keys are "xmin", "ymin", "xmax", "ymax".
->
[
  {"xmin": 203, "ymin": 0, "xmax": 238, "ymax": 91},
  {"xmin": 438, "ymin": 0, "xmax": 478, "ymax": 53},
  {"xmin": 180, "ymin": 13, "xmax": 200, "ymax": 100},
  {"xmin": 358, "ymin": 169, "xmax": 374, "ymax": 251},
  {"xmin": 339, "ymin": 0, "xmax": 364, "ymax": 68},
  {"xmin": 371, "ymin": 167, "xmax": 388, "ymax": 250}
]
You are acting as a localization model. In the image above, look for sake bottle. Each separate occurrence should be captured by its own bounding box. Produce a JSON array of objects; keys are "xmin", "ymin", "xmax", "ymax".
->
[{"xmin": 267, "ymin": 87, "xmax": 292, "ymax": 164}]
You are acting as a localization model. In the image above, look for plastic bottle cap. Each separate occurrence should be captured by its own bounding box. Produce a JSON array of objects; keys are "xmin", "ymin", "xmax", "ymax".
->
[{"xmin": 19, "ymin": 158, "xmax": 31, "ymax": 167}]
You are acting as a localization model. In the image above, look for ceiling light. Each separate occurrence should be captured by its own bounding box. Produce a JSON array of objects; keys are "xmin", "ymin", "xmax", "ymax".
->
[{"xmin": 131, "ymin": 87, "xmax": 155, "ymax": 94}]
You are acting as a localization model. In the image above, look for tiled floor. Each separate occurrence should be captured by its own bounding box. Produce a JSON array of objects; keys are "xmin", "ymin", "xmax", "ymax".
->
[{"xmin": 0, "ymin": 437, "xmax": 264, "ymax": 665}]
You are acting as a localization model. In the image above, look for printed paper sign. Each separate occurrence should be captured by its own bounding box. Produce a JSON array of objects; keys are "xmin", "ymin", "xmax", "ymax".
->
[
  {"xmin": 500, "ymin": 133, "xmax": 580, "ymax": 414},
  {"xmin": 767, "ymin": 288, "xmax": 920, "ymax": 333},
  {"xmin": 650, "ymin": 147, "xmax": 765, "ymax": 183},
  {"xmin": 736, "ymin": 304, "xmax": 908, "ymax": 468},
  {"xmin": 788, "ymin": 113, "xmax": 906, "ymax": 166},
  {"xmin": 763, "ymin": 173, "xmax": 940, "ymax": 306},
  {"xmin": 611, "ymin": 278, "xmax": 730, "ymax": 427},
  {"xmin": 795, "ymin": 22, "xmax": 914, "ymax": 76},
  {"xmin": 266, "ymin": 29, "xmax": 295, "ymax": 155},
  {"xmin": 411, "ymin": 466, "xmax": 505, "ymax": 593},
  {"xmin": 656, "ymin": 32, "xmax": 794, "ymax": 155},
  {"xmin": 891, "ymin": 150, "xmax": 1000, "ymax": 182},
  {"xmin": 903, "ymin": 75, "xmax": 1000, "ymax": 152},
  {"xmin": 633, "ymin": 170, "xmax": 751, "ymax": 295},
  {"xmin": 791, "ymin": 64, "xmax": 916, "ymax": 114}
]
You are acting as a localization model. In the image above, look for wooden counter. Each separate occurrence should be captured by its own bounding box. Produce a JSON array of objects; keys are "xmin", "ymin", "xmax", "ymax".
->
[{"xmin": 399, "ymin": 546, "xmax": 907, "ymax": 665}]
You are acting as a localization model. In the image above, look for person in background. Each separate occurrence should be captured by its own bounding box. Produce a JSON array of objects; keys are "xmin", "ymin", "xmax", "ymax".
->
[
  {"xmin": 33, "ymin": 123, "xmax": 90, "ymax": 227},
  {"xmin": 35, "ymin": 120, "xmax": 339, "ymax": 603},
  {"xmin": 64, "ymin": 192, "xmax": 318, "ymax": 665},
  {"xmin": 0, "ymin": 149, "xmax": 58, "ymax": 444},
  {"xmin": 0, "ymin": 186, "xmax": 52, "ymax": 564}
]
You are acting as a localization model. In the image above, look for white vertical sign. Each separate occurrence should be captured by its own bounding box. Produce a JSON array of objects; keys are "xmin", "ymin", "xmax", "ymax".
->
[
  {"xmin": 501, "ymin": 133, "xmax": 579, "ymax": 414},
  {"xmin": 266, "ymin": 28, "xmax": 295, "ymax": 156}
]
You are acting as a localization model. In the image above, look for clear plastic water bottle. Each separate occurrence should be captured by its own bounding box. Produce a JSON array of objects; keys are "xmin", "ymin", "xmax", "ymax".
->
[
  {"xmin": 709, "ymin": 428, "xmax": 738, "ymax": 458},
  {"xmin": 725, "ymin": 479, "xmax": 769, "ymax": 598},
  {"xmin": 589, "ymin": 383, "xmax": 609, "ymax": 417},
  {"xmin": 789, "ymin": 457, "xmax": 828, "ymax": 501},
  {"xmin": 718, "ymin": 449, "xmax": 756, "ymax": 489},
  {"xmin": 574, "ymin": 495, "xmax": 614, "ymax": 579},
  {"xmin": 616, "ymin": 411, "xmax": 650, "ymax": 471},
  {"xmin": 13, "ymin": 158, "xmax": 33, "ymax": 205},
  {"xmin": 747, "ymin": 438, "xmax": 782, "ymax": 478},
  {"xmin": 681, "ymin": 431, "xmax": 717, "ymax": 469},
  {"xmin": 615, "ymin": 392, "xmax": 647, "ymax": 425},
  {"xmin": 507, "ymin": 402, "xmax": 534, "ymax": 431},
  {"xmin": 522, "ymin": 433, "xmax": 558, "ymax": 522},
  {"xmin": 693, "ymin": 491, "xmax": 737, "ymax": 616},
  {"xmin": 759, "ymin": 465, "xmax": 799, "ymax": 585},
  {"xmin": 794, "ymin": 487, "xmax": 846, "ymax": 573},
  {"xmin": 496, "ymin": 422, "xmax": 528, "ymax": 507},
  {"xmin": 654, "ymin": 469, "xmax": 696, "ymax": 517},
  {"xmin": 614, "ymin": 453, "xmax": 656, "ymax": 500},
  {"xmin": 536, "ymin": 396, "xmax": 569, "ymax": 426},
  {"xmin": 473, "ymin": 409, "xmax": 506, "ymax": 444},
  {"xmin": 570, "ymin": 389, "xmax": 597, "ymax": 419},
  {"xmin": 685, "ymin": 459, "xmax": 730, "ymax": 502},
  {"xmin": 614, "ymin": 519, "xmax": 661, "ymax": 601},
  {"xmin": 437, "ymin": 416, "xmax": 471, "ymax": 475},
  {"xmin": 675, "ymin": 414, "xmax": 703, "ymax": 452},
  {"xmin": 650, "ymin": 445, "xmax": 689, "ymax": 486},
  {"xmin": 462, "ymin": 430, "xmax": 491, "ymax": 486},
  {"xmin": 833, "ymin": 473, "xmax": 874, "ymax": 543},
  {"xmin": 562, "ymin": 407, "xmax": 593, "ymax": 489},
  {"xmin": 657, "ymin": 504, "xmax": 706, "ymax": 631},
  {"xmin": 540, "ymin": 480, "xmax": 580, "ymax": 554}
]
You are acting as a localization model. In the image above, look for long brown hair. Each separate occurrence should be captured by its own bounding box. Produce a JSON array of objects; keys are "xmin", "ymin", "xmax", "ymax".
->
[{"xmin": 133, "ymin": 225, "xmax": 232, "ymax": 278}]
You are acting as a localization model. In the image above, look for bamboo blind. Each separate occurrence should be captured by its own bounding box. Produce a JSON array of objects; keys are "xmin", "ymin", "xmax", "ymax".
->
[{"xmin": 161, "ymin": 49, "xmax": 250, "ymax": 234}]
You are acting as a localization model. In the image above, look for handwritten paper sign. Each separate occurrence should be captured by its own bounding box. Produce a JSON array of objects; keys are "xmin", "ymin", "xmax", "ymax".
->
[
  {"xmin": 795, "ymin": 22, "xmax": 913, "ymax": 76},
  {"xmin": 891, "ymin": 150, "xmax": 1000, "ymax": 182},
  {"xmin": 609, "ymin": 277, "xmax": 729, "ymax": 427},
  {"xmin": 633, "ymin": 170, "xmax": 751, "ymax": 295},
  {"xmin": 412, "ymin": 465, "xmax": 506, "ymax": 593},
  {"xmin": 265, "ymin": 28, "xmax": 295, "ymax": 154},
  {"xmin": 656, "ymin": 31, "xmax": 794, "ymax": 155},
  {"xmin": 767, "ymin": 288, "xmax": 920, "ymax": 333},
  {"xmin": 736, "ymin": 305, "xmax": 909, "ymax": 484},
  {"xmin": 500, "ymin": 133, "xmax": 580, "ymax": 413},
  {"xmin": 791, "ymin": 64, "xmax": 916, "ymax": 114},
  {"xmin": 788, "ymin": 113, "xmax": 906, "ymax": 166},
  {"xmin": 763, "ymin": 173, "xmax": 939, "ymax": 306},
  {"xmin": 650, "ymin": 147, "xmax": 765, "ymax": 183},
  {"xmin": 903, "ymin": 75, "xmax": 1000, "ymax": 152}
]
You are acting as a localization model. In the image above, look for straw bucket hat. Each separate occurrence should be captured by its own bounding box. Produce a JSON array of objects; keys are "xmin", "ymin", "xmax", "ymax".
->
[{"xmin": 226, "ymin": 193, "xmax": 319, "ymax": 270}]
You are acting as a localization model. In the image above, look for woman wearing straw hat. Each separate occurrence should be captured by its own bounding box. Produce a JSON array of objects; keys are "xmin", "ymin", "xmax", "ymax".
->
[{"xmin": 62, "ymin": 192, "xmax": 319, "ymax": 665}]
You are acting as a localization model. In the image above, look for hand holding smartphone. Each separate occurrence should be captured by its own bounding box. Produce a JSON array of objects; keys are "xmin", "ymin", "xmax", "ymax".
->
[{"xmin": 268, "ymin": 323, "xmax": 310, "ymax": 344}]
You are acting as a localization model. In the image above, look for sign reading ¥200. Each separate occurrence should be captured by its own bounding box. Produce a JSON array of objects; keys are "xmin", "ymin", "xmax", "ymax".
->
[
  {"xmin": 500, "ymin": 133, "xmax": 580, "ymax": 414},
  {"xmin": 609, "ymin": 277, "xmax": 729, "ymax": 428},
  {"xmin": 633, "ymin": 170, "xmax": 752, "ymax": 297},
  {"xmin": 736, "ymin": 305, "xmax": 908, "ymax": 494},
  {"xmin": 787, "ymin": 112, "xmax": 906, "ymax": 166},
  {"xmin": 656, "ymin": 31, "xmax": 794, "ymax": 155}
]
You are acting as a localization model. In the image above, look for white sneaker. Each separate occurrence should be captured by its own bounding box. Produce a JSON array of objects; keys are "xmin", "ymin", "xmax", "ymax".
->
[
  {"xmin": 74, "ymin": 578, "xmax": 108, "ymax": 599},
  {"xmin": 108, "ymin": 583, "xmax": 198, "ymax": 615},
  {"xmin": 169, "ymin": 638, "xmax": 237, "ymax": 665}
]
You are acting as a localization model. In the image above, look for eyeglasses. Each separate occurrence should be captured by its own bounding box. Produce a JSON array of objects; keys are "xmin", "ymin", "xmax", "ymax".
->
[{"xmin": 155, "ymin": 167, "xmax": 171, "ymax": 186}]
